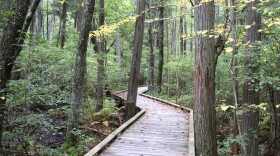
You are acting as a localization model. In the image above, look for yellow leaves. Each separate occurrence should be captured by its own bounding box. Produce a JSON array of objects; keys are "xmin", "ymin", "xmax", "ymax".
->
[
  {"xmin": 244, "ymin": 25, "xmax": 251, "ymax": 29},
  {"xmin": 276, "ymin": 104, "xmax": 280, "ymax": 108},
  {"xmin": 225, "ymin": 47, "xmax": 233, "ymax": 53},
  {"xmin": 219, "ymin": 104, "xmax": 235, "ymax": 111},
  {"xmin": 90, "ymin": 16, "xmax": 137, "ymax": 40},
  {"xmin": 215, "ymin": 24, "xmax": 224, "ymax": 33},
  {"xmin": 0, "ymin": 96, "xmax": 5, "ymax": 100},
  {"xmin": 59, "ymin": 0, "xmax": 66, "ymax": 4}
]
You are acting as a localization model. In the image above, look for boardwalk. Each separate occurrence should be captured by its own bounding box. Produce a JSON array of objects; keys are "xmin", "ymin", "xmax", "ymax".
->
[{"xmin": 89, "ymin": 87, "xmax": 194, "ymax": 156}]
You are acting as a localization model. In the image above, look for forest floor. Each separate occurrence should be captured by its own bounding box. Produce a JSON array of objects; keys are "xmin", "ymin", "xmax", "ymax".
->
[{"xmin": 4, "ymin": 96, "xmax": 127, "ymax": 156}]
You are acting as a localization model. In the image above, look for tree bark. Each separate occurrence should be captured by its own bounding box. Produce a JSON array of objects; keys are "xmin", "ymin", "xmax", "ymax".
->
[
  {"xmin": 125, "ymin": 0, "xmax": 146, "ymax": 120},
  {"xmin": 0, "ymin": 0, "xmax": 40, "ymax": 152},
  {"xmin": 67, "ymin": 0, "xmax": 95, "ymax": 144},
  {"xmin": 76, "ymin": 0, "xmax": 84, "ymax": 32},
  {"xmin": 46, "ymin": 0, "xmax": 49, "ymax": 40},
  {"xmin": 36, "ymin": 3, "xmax": 43, "ymax": 38},
  {"xmin": 272, "ymin": 90, "xmax": 280, "ymax": 151},
  {"xmin": 115, "ymin": 33, "xmax": 121, "ymax": 65},
  {"xmin": 60, "ymin": 2, "xmax": 67, "ymax": 48},
  {"xmin": 48, "ymin": 2, "xmax": 56, "ymax": 41},
  {"xmin": 230, "ymin": 0, "xmax": 239, "ymax": 154},
  {"xmin": 95, "ymin": 0, "xmax": 105, "ymax": 112},
  {"xmin": 157, "ymin": 0, "xmax": 164, "ymax": 93},
  {"xmin": 147, "ymin": 0, "xmax": 154, "ymax": 92},
  {"xmin": 240, "ymin": 1, "xmax": 261, "ymax": 155},
  {"xmin": 194, "ymin": 0, "xmax": 217, "ymax": 155}
]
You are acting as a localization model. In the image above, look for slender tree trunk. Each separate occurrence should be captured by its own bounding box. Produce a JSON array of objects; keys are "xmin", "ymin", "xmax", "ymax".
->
[
  {"xmin": 230, "ymin": 0, "xmax": 239, "ymax": 154},
  {"xmin": 194, "ymin": 0, "xmax": 217, "ymax": 155},
  {"xmin": 190, "ymin": 18, "xmax": 193, "ymax": 52},
  {"xmin": 115, "ymin": 33, "xmax": 121, "ymax": 65},
  {"xmin": 272, "ymin": 90, "xmax": 280, "ymax": 151},
  {"xmin": 36, "ymin": 3, "xmax": 43, "ymax": 38},
  {"xmin": 46, "ymin": 0, "xmax": 49, "ymax": 40},
  {"xmin": 0, "ymin": 0, "xmax": 40, "ymax": 152},
  {"xmin": 157, "ymin": 0, "xmax": 164, "ymax": 93},
  {"xmin": 171, "ymin": 19, "xmax": 177, "ymax": 56},
  {"xmin": 125, "ymin": 0, "xmax": 146, "ymax": 120},
  {"xmin": 179, "ymin": 6, "xmax": 184, "ymax": 54},
  {"xmin": 60, "ymin": 2, "xmax": 67, "ymax": 48},
  {"xmin": 95, "ymin": 0, "xmax": 105, "ymax": 112},
  {"xmin": 67, "ymin": 0, "xmax": 95, "ymax": 144},
  {"xmin": 166, "ymin": 20, "xmax": 170, "ymax": 98},
  {"xmin": 147, "ymin": 0, "xmax": 154, "ymax": 92},
  {"xmin": 48, "ymin": 2, "xmax": 56, "ymax": 41},
  {"xmin": 240, "ymin": 1, "xmax": 261, "ymax": 155}
]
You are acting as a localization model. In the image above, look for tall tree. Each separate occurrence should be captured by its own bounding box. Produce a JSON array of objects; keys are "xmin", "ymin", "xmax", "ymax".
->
[
  {"xmin": 60, "ymin": 2, "xmax": 67, "ymax": 48},
  {"xmin": 193, "ymin": 0, "xmax": 218, "ymax": 155},
  {"xmin": 75, "ymin": 0, "xmax": 84, "ymax": 32},
  {"xmin": 240, "ymin": 0, "xmax": 261, "ymax": 155},
  {"xmin": 125, "ymin": 0, "xmax": 146, "ymax": 120},
  {"xmin": 95, "ymin": 0, "xmax": 105, "ymax": 112},
  {"xmin": 147, "ymin": 0, "xmax": 155, "ymax": 92},
  {"xmin": 157, "ymin": 0, "xmax": 164, "ymax": 93},
  {"xmin": 229, "ymin": 0, "xmax": 239, "ymax": 154},
  {"xmin": 67, "ymin": 0, "xmax": 95, "ymax": 144},
  {"xmin": 0, "ymin": 0, "xmax": 40, "ymax": 152}
]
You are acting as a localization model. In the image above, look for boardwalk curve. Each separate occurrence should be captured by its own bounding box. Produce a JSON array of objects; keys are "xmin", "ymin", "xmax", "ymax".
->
[{"xmin": 86, "ymin": 87, "xmax": 194, "ymax": 156}]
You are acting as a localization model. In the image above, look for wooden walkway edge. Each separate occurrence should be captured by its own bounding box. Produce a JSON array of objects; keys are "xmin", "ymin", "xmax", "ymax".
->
[{"xmin": 85, "ymin": 110, "xmax": 145, "ymax": 156}]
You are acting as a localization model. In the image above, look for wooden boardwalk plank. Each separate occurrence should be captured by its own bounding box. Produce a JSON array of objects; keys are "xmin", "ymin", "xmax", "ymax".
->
[{"xmin": 95, "ymin": 87, "xmax": 193, "ymax": 156}]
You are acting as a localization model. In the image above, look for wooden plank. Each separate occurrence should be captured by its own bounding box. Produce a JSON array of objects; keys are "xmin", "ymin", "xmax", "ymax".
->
[
  {"xmin": 84, "ymin": 109, "xmax": 145, "ymax": 156},
  {"xmin": 139, "ymin": 93, "xmax": 195, "ymax": 156}
]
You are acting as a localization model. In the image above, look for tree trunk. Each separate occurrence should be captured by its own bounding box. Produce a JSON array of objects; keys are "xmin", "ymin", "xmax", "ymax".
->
[
  {"xmin": 272, "ymin": 90, "xmax": 280, "ymax": 151},
  {"xmin": 125, "ymin": 0, "xmax": 146, "ymax": 120},
  {"xmin": 230, "ymin": 0, "xmax": 239, "ymax": 154},
  {"xmin": 67, "ymin": 0, "xmax": 95, "ymax": 144},
  {"xmin": 76, "ymin": 0, "xmax": 84, "ymax": 32},
  {"xmin": 190, "ymin": 11, "xmax": 193, "ymax": 52},
  {"xmin": 60, "ymin": 2, "xmax": 67, "ymax": 48},
  {"xmin": 36, "ymin": 3, "xmax": 43, "ymax": 38},
  {"xmin": 95, "ymin": 0, "xmax": 105, "ymax": 112},
  {"xmin": 46, "ymin": 0, "xmax": 49, "ymax": 40},
  {"xmin": 147, "ymin": 0, "xmax": 154, "ymax": 92},
  {"xmin": 0, "ymin": 0, "xmax": 40, "ymax": 152},
  {"xmin": 157, "ymin": 0, "xmax": 164, "ymax": 93},
  {"xmin": 194, "ymin": 0, "xmax": 217, "ymax": 155},
  {"xmin": 171, "ymin": 19, "xmax": 177, "ymax": 56},
  {"xmin": 115, "ymin": 33, "xmax": 121, "ymax": 65},
  {"xmin": 48, "ymin": 2, "xmax": 56, "ymax": 41},
  {"xmin": 240, "ymin": 1, "xmax": 261, "ymax": 155}
]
